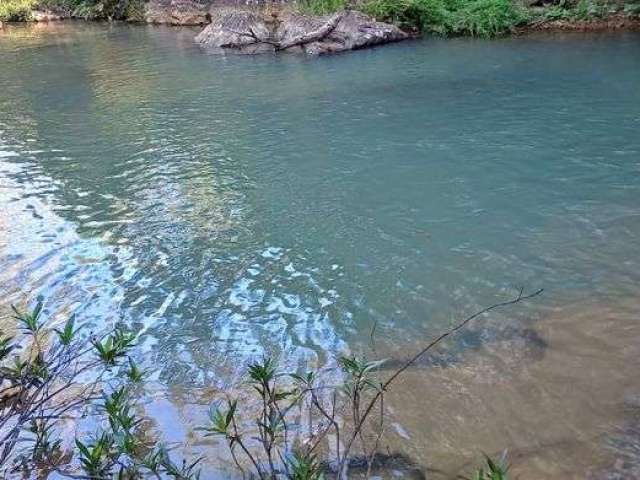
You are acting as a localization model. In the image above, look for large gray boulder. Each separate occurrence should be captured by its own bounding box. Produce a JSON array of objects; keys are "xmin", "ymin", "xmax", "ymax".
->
[
  {"xmin": 194, "ymin": 9, "xmax": 276, "ymax": 53},
  {"xmin": 195, "ymin": 9, "xmax": 408, "ymax": 54}
]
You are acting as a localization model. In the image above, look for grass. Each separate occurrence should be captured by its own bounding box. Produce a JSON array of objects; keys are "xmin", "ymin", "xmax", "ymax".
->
[
  {"xmin": 0, "ymin": 0, "xmax": 37, "ymax": 21},
  {"xmin": 470, "ymin": 454, "xmax": 509, "ymax": 480},
  {"xmin": 573, "ymin": 0, "xmax": 615, "ymax": 18},
  {"xmin": 298, "ymin": 0, "xmax": 530, "ymax": 36},
  {"xmin": 451, "ymin": 0, "xmax": 530, "ymax": 36},
  {"xmin": 530, "ymin": 0, "xmax": 640, "ymax": 24},
  {"xmin": 0, "ymin": 0, "xmax": 147, "ymax": 21},
  {"xmin": 4, "ymin": 0, "xmax": 636, "ymax": 32},
  {"xmin": 299, "ymin": 0, "xmax": 347, "ymax": 15},
  {"xmin": 299, "ymin": 0, "xmax": 637, "ymax": 36},
  {"xmin": 536, "ymin": 0, "xmax": 618, "ymax": 21},
  {"xmin": 362, "ymin": 0, "xmax": 529, "ymax": 36},
  {"xmin": 624, "ymin": 1, "xmax": 640, "ymax": 14},
  {"xmin": 51, "ymin": 0, "xmax": 146, "ymax": 20}
]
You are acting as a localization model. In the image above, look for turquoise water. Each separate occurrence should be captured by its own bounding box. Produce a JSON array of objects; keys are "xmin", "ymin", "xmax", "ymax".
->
[{"xmin": 1, "ymin": 23, "xmax": 640, "ymax": 476}]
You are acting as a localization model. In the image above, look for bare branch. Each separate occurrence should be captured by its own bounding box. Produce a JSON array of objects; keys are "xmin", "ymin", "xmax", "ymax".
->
[{"xmin": 337, "ymin": 288, "xmax": 543, "ymax": 477}]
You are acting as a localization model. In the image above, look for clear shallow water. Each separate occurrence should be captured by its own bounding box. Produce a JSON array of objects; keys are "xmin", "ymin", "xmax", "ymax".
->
[{"xmin": 1, "ymin": 23, "xmax": 640, "ymax": 478}]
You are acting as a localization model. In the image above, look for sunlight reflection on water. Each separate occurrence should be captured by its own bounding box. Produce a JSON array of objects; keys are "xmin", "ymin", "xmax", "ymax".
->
[{"xmin": 1, "ymin": 23, "xmax": 640, "ymax": 478}]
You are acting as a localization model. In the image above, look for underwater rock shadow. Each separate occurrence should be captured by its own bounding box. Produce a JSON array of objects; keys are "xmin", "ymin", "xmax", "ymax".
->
[
  {"xmin": 322, "ymin": 451, "xmax": 432, "ymax": 479},
  {"xmin": 370, "ymin": 323, "xmax": 549, "ymax": 373}
]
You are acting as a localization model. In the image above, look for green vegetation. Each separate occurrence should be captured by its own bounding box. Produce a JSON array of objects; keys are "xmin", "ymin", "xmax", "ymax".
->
[
  {"xmin": 0, "ymin": 0, "xmax": 37, "ymax": 21},
  {"xmin": 362, "ymin": 0, "xmax": 529, "ymax": 36},
  {"xmin": 298, "ymin": 0, "xmax": 640, "ymax": 37},
  {"xmin": 0, "ymin": 302, "xmax": 199, "ymax": 478},
  {"xmin": 0, "ymin": 0, "xmax": 145, "ymax": 21},
  {"xmin": 623, "ymin": 1, "xmax": 640, "ymax": 14},
  {"xmin": 298, "ymin": 0, "xmax": 530, "ymax": 37},
  {"xmin": 470, "ymin": 454, "xmax": 510, "ymax": 480},
  {"xmin": 2, "ymin": 0, "xmax": 638, "ymax": 36},
  {"xmin": 123, "ymin": 0, "xmax": 146, "ymax": 22},
  {"xmin": 51, "ymin": 0, "xmax": 146, "ymax": 20},
  {"xmin": 0, "ymin": 291, "xmax": 540, "ymax": 478},
  {"xmin": 299, "ymin": 0, "xmax": 347, "ymax": 15},
  {"xmin": 534, "ymin": 0, "xmax": 624, "ymax": 21}
]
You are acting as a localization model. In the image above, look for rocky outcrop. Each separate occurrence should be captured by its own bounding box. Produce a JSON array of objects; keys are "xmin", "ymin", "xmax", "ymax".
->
[
  {"xmin": 195, "ymin": 9, "xmax": 408, "ymax": 54},
  {"xmin": 142, "ymin": 0, "xmax": 299, "ymax": 24},
  {"xmin": 31, "ymin": 10, "xmax": 69, "ymax": 21},
  {"xmin": 194, "ymin": 9, "xmax": 274, "ymax": 52},
  {"xmin": 144, "ymin": 0, "xmax": 211, "ymax": 25}
]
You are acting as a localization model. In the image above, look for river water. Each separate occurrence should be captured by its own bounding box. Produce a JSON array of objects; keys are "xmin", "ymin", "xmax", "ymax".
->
[{"xmin": 1, "ymin": 22, "xmax": 639, "ymax": 478}]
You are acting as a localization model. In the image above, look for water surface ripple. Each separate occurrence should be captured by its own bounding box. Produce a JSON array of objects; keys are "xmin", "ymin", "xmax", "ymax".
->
[{"xmin": 1, "ymin": 24, "xmax": 639, "ymax": 478}]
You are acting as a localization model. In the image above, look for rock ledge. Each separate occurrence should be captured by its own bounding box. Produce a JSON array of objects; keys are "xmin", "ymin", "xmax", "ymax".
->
[{"xmin": 195, "ymin": 9, "xmax": 408, "ymax": 54}]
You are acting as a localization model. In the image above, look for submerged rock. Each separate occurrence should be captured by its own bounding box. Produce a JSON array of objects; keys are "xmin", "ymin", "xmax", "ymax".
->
[{"xmin": 195, "ymin": 9, "xmax": 408, "ymax": 54}]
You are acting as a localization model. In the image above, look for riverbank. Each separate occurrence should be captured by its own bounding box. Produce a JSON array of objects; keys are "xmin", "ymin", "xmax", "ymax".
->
[
  {"xmin": 2, "ymin": 19, "xmax": 640, "ymax": 477},
  {"xmin": 518, "ymin": 11, "xmax": 640, "ymax": 32},
  {"xmin": 2, "ymin": 0, "xmax": 639, "ymax": 39}
]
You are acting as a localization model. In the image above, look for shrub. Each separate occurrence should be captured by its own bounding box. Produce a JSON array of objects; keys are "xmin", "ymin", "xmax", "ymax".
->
[
  {"xmin": 0, "ymin": 288, "xmax": 540, "ymax": 478},
  {"xmin": 0, "ymin": 302, "xmax": 196, "ymax": 479},
  {"xmin": 449, "ymin": 0, "xmax": 530, "ymax": 37},
  {"xmin": 572, "ymin": 0, "xmax": 615, "ymax": 19},
  {"xmin": 362, "ymin": 0, "xmax": 454, "ymax": 34},
  {"xmin": 537, "ymin": 0, "xmax": 620, "ymax": 22},
  {"xmin": 0, "ymin": 0, "xmax": 37, "ymax": 21},
  {"xmin": 35, "ymin": 0, "xmax": 146, "ymax": 20},
  {"xmin": 623, "ymin": 1, "xmax": 640, "ymax": 15},
  {"xmin": 362, "ymin": 0, "xmax": 528, "ymax": 36},
  {"xmin": 197, "ymin": 288, "xmax": 541, "ymax": 479},
  {"xmin": 540, "ymin": 4, "xmax": 574, "ymax": 20},
  {"xmin": 299, "ymin": 0, "xmax": 347, "ymax": 15}
]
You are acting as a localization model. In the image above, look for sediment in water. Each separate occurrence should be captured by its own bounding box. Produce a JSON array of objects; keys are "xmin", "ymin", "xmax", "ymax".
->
[{"xmin": 374, "ymin": 295, "xmax": 640, "ymax": 479}]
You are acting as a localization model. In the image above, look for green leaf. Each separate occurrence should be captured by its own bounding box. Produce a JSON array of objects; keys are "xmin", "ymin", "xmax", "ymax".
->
[
  {"xmin": 54, "ymin": 316, "xmax": 78, "ymax": 346},
  {"xmin": 12, "ymin": 301, "xmax": 43, "ymax": 333},
  {"xmin": 126, "ymin": 357, "xmax": 146, "ymax": 383}
]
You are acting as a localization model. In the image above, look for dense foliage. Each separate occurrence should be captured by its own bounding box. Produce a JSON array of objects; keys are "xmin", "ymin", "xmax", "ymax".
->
[
  {"xmin": 298, "ymin": 0, "xmax": 640, "ymax": 36},
  {"xmin": 299, "ymin": 0, "xmax": 347, "ymax": 15},
  {"xmin": 0, "ymin": 0, "xmax": 37, "ymax": 21},
  {"xmin": 532, "ymin": 0, "xmax": 638, "ymax": 21},
  {"xmin": 52, "ymin": 0, "xmax": 146, "ymax": 20},
  {"xmin": 0, "ymin": 0, "xmax": 144, "ymax": 21},
  {"xmin": 361, "ymin": 0, "xmax": 529, "ymax": 36}
]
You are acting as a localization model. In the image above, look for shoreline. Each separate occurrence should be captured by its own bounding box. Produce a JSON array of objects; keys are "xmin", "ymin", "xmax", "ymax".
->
[
  {"xmin": 516, "ymin": 13, "xmax": 640, "ymax": 33},
  {"xmin": 2, "ymin": 8, "xmax": 640, "ymax": 36}
]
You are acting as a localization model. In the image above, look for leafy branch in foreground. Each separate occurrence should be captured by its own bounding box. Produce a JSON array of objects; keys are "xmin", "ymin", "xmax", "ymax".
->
[
  {"xmin": 199, "ymin": 288, "xmax": 542, "ymax": 479},
  {"xmin": 0, "ymin": 302, "xmax": 198, "ymax": 479},
  {"xmin": 0, "ymin": 288, "xmax": 540, "ymax": 478}
]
